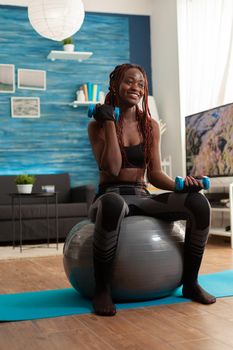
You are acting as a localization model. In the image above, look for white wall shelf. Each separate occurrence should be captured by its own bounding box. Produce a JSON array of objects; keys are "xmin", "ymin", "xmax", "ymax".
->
[
  {"xmin": 209, "ymin": 228, "xmax": 231, "ymax": 237},
  {"xmin": 211, "ymin": 207, "xmax": 230, "ymax": 213},
  {"xmin": 70, "ymin": 101, "xmax": 100, "ymax": 108},
  {"xmin": 47, "ymin": 51, "xmax": 93, "ymax": 62},
  {"xmin": 208, "ymin": 183, "xmax": 233, "ymax": 248}
]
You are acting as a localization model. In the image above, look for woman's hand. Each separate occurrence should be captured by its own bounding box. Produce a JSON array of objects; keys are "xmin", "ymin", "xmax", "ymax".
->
[
  {"xmin": 177, "ymin": 176, "xmax": 204, "ymax": 193},
  {"xmin": 94, "ymin": 104, "xmax": 116, "ymax": 124}
]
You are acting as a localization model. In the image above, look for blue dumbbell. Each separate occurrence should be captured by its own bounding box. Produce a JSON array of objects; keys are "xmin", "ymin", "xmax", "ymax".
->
[
  {"xmin": 175, "ymin": 176, "xmax": 210, "ymax": 191},
  {"xmin": 87, "ymin": 104, "xmax": 120, "ymax": 122}
]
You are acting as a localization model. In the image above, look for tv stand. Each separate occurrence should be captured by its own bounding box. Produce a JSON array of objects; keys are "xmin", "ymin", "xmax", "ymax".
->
[{"xmin": 206, "ymin": 183, "xmax": 233, "ymax": 248}]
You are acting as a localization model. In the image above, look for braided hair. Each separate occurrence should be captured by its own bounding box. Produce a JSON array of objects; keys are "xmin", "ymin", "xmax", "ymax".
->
[{"xmin": 105, "ymin": 63, "xmax": 153, "ymax": 169}]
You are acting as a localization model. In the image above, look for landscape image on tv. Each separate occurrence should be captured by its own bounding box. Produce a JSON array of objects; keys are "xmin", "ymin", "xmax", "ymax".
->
[{"xmin": 186, "ymin": 102, "xmax": 233, "ymax": 177}]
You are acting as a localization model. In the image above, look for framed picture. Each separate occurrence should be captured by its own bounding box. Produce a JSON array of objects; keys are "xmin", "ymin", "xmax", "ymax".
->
[
  {"xmin": 0, "ymin": 64, "xmax": 15, "ymax": 93},
  {"xmin": 11, "ymin": 97, "xmax": 40, "ymax": 118},
  {"xmin": 18, "ymin": 69, "xmax": 46, "ymax": 90}
]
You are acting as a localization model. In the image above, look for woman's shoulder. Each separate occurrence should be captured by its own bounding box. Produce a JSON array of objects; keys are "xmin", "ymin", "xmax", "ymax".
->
[
  {"xmin": 150, "ymin": 118, "xmax": 159, "ymax": 127},
  {"xmin": 146, "ymin": 118, "xmax": 160, "ymax": 145},
  {"xmin": 150, "ymin": 118, "xmax": 160, "ymax": 134}
]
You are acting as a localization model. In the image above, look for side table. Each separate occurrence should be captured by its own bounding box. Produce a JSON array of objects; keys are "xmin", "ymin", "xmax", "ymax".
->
[{"xmin": 9, "ymin": 192, "xmax": 59, "ymax": 252}]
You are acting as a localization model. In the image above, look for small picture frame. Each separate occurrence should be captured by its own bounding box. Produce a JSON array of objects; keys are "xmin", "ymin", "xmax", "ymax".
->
[
  {"xmin": 0, "ymin": 64, "xmax": 15, "ymax": 93},
  {"xmin": 11, "ymin": 97, "xmax": 40, "ymax": 118},
  {"xmin": 18, "ymin": 69, "xmax": 46, "ymax": 90}
]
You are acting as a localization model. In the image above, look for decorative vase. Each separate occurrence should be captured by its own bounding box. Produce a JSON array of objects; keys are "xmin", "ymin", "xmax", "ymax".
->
[
  {"xmin": 76, "ymin": 89, "xmax": 85, "ymax": 102},
  {"xmin": 17, "ymin": 184, "xmax": 33, "ymax": 194},
  {"xmin": 63, "ymin": 44, "xmax": 75, "ymax": 52}
]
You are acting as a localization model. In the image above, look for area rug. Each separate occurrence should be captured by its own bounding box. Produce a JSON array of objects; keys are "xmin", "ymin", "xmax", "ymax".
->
[{"xmin": 1, "ymin": 270, "xmax": 233, "ymax": 321}]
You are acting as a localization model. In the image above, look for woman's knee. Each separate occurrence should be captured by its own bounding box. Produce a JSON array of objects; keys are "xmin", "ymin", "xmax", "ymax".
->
[
  {"xmin": 184, "ymin": 193, "xmax": 211, "ymax": 230},
  {"xmin": 96, "ymin": 193, "xmax": 128, "ymax": 231}
]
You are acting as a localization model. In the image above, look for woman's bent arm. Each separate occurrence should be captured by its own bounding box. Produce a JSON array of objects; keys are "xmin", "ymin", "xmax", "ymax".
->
[
  {"xmin": 88, "ymin": 120, "xmax": 122, "ymax": 177},
  {"xmin": 147, "ymin": 120, "xmax": 176, "ymax": 191},
  {"xmin": 101, "ymin": 121, "xmax": 122, "ymax": 176}
]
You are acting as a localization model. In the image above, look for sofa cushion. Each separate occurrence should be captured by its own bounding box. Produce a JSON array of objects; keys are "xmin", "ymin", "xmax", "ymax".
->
[
  {"xmin": 33, "ymin": 174, "xmax": 71, "ymax": 203},
  {"xmin": 0, "ymin": 203, "xmax": 87, "ymax": 221}
]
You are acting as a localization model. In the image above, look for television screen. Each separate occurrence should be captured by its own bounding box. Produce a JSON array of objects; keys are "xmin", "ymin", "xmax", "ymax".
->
[{"xmin": 185, "ymin": 102, "xmax": 233, "ymax": 177}]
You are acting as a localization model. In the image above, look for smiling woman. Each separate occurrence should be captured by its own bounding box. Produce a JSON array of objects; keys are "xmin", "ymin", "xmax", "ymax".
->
[
  {"xmin": 86, "ymin": 63, "xmax": 216, "ymax": 317},
  {"xmin": 118, "ymin": 68, "xmax": 145, "ymax": 105},
  {"xmin": 89, "ymin": 64, "xmax": 153, "ymax": 183}
]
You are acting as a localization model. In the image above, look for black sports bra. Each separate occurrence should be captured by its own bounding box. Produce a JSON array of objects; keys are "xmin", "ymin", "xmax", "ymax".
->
[{"xmin": 121, "ymin": 143, "xmax": 145, "ymax": 168}]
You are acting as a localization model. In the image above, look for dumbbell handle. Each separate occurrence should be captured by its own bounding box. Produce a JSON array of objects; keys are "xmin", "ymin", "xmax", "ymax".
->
[
  {"xmin": 88, "ymin": 104, "xmax": 96, "ymax": 119},
  {"xmin": 175, "ymin": 176, "xmax": 210, "ymax": 191},
  {"xmin": 87, "ymin": 104, "xmax": 120, "ymax": 122}
]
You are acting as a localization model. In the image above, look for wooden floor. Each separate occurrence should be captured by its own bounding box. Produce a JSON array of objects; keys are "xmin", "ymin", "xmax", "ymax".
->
[{"xmin": 1, "ymin": 235, "xmax": 233, "ymax": 350}]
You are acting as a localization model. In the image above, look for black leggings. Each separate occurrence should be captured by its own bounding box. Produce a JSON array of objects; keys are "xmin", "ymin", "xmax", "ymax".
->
[{"xmin": 89, "ymin": 183, "xmax": 211, "ymax": 287}]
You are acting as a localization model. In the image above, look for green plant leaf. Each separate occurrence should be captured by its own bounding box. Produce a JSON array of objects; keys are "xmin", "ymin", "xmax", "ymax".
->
[
  {"xmin": 15, "ymin": 174, "xmax": 36, "ymax": 185},
  {"xmin": 62, "ymin": 37, "xmax": 73, "ymax": 45}
]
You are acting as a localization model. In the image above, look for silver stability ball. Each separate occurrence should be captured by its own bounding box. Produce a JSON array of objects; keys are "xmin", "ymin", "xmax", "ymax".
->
[{"xmin": 63, "ymin": 216, "xmax": 185, "ymax": 302}]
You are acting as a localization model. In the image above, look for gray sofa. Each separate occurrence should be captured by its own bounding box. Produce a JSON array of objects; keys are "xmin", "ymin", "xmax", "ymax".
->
[{"xmin": 0, "ymin": 173, "xmax": 95, "ymax": 244}]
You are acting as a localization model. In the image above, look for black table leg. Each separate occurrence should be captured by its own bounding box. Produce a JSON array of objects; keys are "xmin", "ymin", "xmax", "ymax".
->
[
  {"xmin": 55, "ymin": 193, "xmax": 59, "ymax": 250},
  {"xmin": 46, "ymin": 197, "xmax": 50, "ymax": 247},
  {"xmin": 12, "ymin": 196, "xmax": 15, "ymax": 249},
  {"xmin": 19, "ymin": 196, "xmax": 22, "ymax": 253}
]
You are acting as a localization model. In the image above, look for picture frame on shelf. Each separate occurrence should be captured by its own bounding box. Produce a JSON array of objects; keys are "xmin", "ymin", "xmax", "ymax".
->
[
  {"xmin": 11, "ymin": 97, "xmax": 40, "ymax": 118},
  {"xmin": 0, "ymin": 64, "xmax": 15, "ymax": 93},
  {"xmin": 17, "ymin": 69, "xmax": 46, "ymax": 90}
]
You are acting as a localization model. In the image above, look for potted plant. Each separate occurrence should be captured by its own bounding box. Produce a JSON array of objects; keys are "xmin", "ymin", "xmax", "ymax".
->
[
  {"xmin": 62, "ymin": 37, "xmax": 75, "ymax": 52},
  {"xmin": 15, "ymin": 174, "xmax": 36, "ymax": 194}
]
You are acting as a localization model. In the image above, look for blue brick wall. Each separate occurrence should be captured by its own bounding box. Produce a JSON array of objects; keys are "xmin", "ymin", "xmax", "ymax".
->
[{"xmin": 0, "ymin": 6, "xmax": 151, "ymax": 187}]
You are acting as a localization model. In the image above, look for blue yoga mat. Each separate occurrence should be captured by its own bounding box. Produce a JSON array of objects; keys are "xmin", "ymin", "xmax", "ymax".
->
[{"xmin": 1, "ymin": 270, "xmax": 233, "ymax": 321}]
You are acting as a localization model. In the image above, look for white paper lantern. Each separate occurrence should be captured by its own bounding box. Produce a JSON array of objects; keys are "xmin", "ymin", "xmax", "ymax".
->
[{"xmin": 28, "ymin": 0, "xmax": 85, "ymax": 41}]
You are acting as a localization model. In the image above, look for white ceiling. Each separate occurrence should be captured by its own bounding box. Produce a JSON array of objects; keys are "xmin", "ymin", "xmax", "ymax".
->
[
  {"xmin": 0, "ymin": 0, "xmax": 28, "ymax": 5},
  {"xmin": 0, "ymin": 0, "xmax": 152, "ymax": 14}
]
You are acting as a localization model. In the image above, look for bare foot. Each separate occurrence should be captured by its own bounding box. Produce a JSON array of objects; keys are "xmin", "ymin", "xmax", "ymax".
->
[
  {"xmin": 182, "ymin": 283, "xmax": 216, "ymax": 304},
  {"xmin": 92, "ymin": 287, "xmax": 116, "ymax": 316}
]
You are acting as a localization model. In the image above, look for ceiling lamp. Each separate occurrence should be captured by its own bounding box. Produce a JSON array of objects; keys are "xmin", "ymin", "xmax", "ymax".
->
[{"xmin": 28, "ymin": 0, "xmax": 85, "ymax": 41}]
